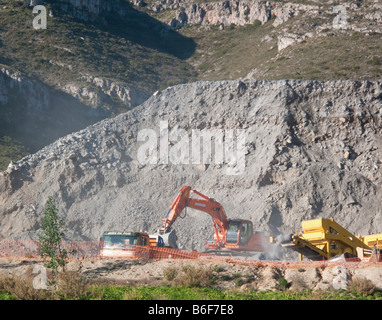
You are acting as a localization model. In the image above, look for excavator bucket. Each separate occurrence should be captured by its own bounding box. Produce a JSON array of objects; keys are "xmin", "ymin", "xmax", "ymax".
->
[{"xmin": 151, "ymin": 229, "xmax": 179, "ymax": 249}]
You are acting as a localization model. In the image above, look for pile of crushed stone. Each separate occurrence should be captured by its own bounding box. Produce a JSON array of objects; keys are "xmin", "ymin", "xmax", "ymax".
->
[{"xmin": 1, "ymin": 80, "xmax": 382, "ymax": 256}]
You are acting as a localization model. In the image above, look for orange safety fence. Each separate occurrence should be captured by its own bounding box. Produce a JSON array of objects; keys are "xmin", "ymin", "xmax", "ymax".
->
[
  {"xmin": 0, "ymin": 238, "xmax": 41, "ymax": 259},
  {"xmin": 0, "ymin": 238, "xmax": 101, "ymax": 260},
  {"xmin": 149, "ymin": 246, "xmax": 201, "ymax": 260},
  {"xmin": 99, "ymin": 245, "xmax": 205, "ymax": 260},
  {"xmin": 0, "ymin": 238, "xmax": 381, "ymax": 268},
  {"xmin": 98, "ymin": 245, "xmax": 382, "ymax": 268}
]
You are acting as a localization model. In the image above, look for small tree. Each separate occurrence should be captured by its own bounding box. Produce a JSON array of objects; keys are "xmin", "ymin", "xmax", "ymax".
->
[{"xmin": 38, "ymin": 197, "xmax": 68, "ymax": 279}]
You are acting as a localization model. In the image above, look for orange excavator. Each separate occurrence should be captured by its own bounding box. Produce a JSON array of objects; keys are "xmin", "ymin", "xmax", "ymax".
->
[{"xmin": 158, "ymin": 186, "xmax": 268, "ymax": 255}]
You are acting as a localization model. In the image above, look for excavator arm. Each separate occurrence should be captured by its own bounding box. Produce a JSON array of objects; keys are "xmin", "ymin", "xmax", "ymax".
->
[
  {"xmin": 159, "ymin": 186, "xmax": 229, "ymax": 247},
  {"xmin": 159, "ymin": 186, "xmax": 192, "ymax": 233},
  {"xmin": 157, "ymin": 186, "xmax": 267, "ymax": 254}
]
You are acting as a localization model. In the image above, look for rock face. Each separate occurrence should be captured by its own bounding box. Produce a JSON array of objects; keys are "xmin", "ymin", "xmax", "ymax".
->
[
  {"xmin": 167, "ymin": 0, "xmax": 320, "ymax": 28},
  {"xmin": 62, "ymin": 75, "xmax": 147, "ymax": 111},
  {"xmin": 1, "ymin": 80, "xmax": 382, "ymax": 254},
  {"xmin": 167, "ymin": 0, "xmax": 382, "ymax": 30},
  {"xmin": 26, "ymin": 0, "xmax": 382, "ymax": 33},
  {"xmin": 0, "ymin": 68, "xmax": 106, "ymax": 152},
  {"xmin": 170, "ymin": 1, "xmax": 272, "ymax": 28},
  {"xmin": 277, "ymin": 33, "xmax": 313, "ymax": 52}
]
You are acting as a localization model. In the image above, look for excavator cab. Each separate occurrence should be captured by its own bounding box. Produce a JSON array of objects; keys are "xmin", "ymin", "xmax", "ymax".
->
[{"xmin": 226, "ymin": 219, "xmax": 253, "ymax": 245}]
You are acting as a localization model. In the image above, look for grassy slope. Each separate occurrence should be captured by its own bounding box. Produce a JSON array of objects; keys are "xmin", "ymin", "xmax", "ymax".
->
[
  {"xmin": 0, "ymin": 0, "xmax": 197, "ymax": 170},
  {"xmin": 0, "ymin": 0, "xmax": 197, "ymax": 95},
  {"xmin": 178, "ymin": 12, "xmax": 382, "ymax": 81},
  {"xmin": 0, "ymin": 136, "xmax": 30, "ymax": 171}
]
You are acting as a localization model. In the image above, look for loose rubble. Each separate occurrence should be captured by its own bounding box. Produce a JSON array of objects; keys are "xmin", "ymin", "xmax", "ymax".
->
[{"xmin": 0, "ymin": 80, "xmax": 382, "ymax": 255}]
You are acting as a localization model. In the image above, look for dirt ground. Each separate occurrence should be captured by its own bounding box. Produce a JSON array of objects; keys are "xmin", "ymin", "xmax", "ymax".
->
[{"xmin": 1, "ymin": 258, "xmax": 382, "ymax": 293}]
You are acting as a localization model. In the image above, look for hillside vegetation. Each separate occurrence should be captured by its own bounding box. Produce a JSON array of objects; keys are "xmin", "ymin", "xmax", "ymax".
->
[
  {"xmin": 0, "ymin": 0, "xmax": 196, "ymax": 95},
  {"xmin": 0, "ymin": 0, "xmax": 381, "ymax": 170}
]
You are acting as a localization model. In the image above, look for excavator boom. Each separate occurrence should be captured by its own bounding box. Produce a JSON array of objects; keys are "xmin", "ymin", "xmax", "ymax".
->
[
  {"xmin": 160, "ymin": 186, "xmax": 192, "ymax": 233},
  {"xmin": 158, "ymin": 186, "xmax": 267, "ymax": 254},
  {"xmin": 159, "ymin": 186, "xmax": 229, "ymax": 247}
]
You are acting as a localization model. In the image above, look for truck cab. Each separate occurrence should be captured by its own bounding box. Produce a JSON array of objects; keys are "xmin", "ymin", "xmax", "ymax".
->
[{"xmin": 100, "ymin": 231, "xmax": 156, "ymax": 259}]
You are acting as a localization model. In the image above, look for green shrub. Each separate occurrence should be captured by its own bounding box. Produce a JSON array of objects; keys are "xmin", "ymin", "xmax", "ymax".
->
[
  {"xmin": 370, "ymin": 57, "xmax": 381, "ymax": 66},
  {"xmin": 57, "ymin": 272, "xmax": 90, "ymax": 300},
  {"xmin": 163, "ymin": 266, "xmax": 178, "ymax": 281},
  {"xmin": 163, "ymin": 264, "xmax": 214, "ymax": 288},
  {"xmin": 176, "ymin": 264, "xmax": 214, "ymax": 288},
  {"xmin": 213, "ymin": 266, "xmax": 225, "ymax": 273},
  {"xmin": 0, "ymin": 274, "xmax": 49, "ymax": 300},
  {"xmin": 234, "ymin": 278, "xmax": 246, "ymax": 287},
  {"xmin": 277, "ymin": 277, "xmax": 290, "ymax": 291},
  {"xmin": 252, "ymin": 19, "xmax": 262, "ymax": 28},
  {"xmin": 38, "ymin": 197, "xmax": 69, "ymax": 279},
  {"xmin": 348, "ymin": 277, "xmax": 376, "ymax": 297}
]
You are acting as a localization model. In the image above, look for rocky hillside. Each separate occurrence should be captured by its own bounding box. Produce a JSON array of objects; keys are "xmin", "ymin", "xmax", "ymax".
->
[
  {"xmin": 0, "ymin": 0, "xmax": 196, "ymax": 168},
  {"xmin": 1, "ymin": 80, "xmax": 382, "ymax": 256},
  {"xmin": 1, "ymin": 0, "xmax": 381, "ymax": 170}
]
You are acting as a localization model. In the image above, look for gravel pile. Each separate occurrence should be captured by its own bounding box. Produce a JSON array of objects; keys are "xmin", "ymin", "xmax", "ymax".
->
[{"xmin": 1, "ymin": 80, "xmax": 382, "ymax": 255}]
